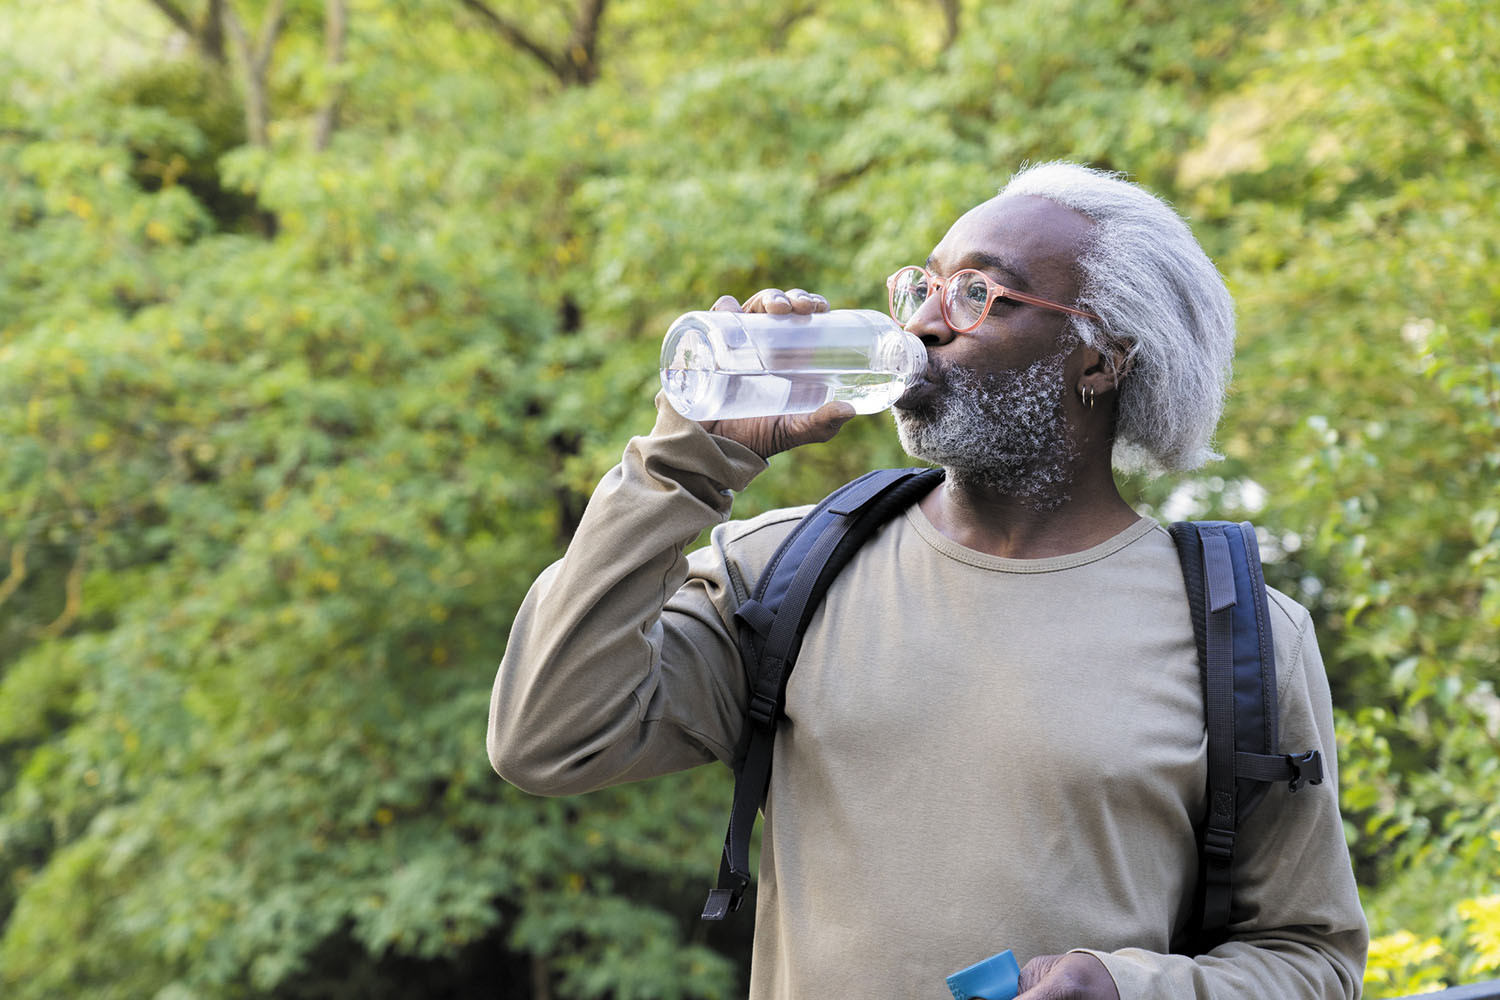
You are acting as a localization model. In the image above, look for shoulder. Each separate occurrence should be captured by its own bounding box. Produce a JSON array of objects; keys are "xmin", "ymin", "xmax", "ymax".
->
[
  {"xmin": 715, "ymin": 504, "xmax": 814, "ymax": 549},
  {"xmin": 1264, "ymin": 585, "xmax": 1315, "ymax": 654},
  {"xmin": 1264, "ymin": 585, "xmax": 1313, "ymax": 637},
  {"xmin": 695, "ymin": 504, "xmax": 814, "ymax": 605},
  {"xmin": 1264, "ymin": 584, "xmax": 1323, "ymax": 702}
]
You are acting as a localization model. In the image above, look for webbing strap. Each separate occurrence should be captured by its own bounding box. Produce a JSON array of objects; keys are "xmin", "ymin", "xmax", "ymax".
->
[
  {"xmin": 1200, "ymin": 528, "xmax": 1239, "ymax": 932},
  {"xmin": 703, "ymin": 722, "xmax": 773, "ymax": 919},
  {"xmin": 1236, "ymin": 749, "xmax": 1324, "ymax": 791}
]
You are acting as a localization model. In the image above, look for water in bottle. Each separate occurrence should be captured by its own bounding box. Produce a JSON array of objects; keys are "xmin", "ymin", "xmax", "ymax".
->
[{"xmin": 660, "ymin": 309, "xmax": 927, "ymax": 421}]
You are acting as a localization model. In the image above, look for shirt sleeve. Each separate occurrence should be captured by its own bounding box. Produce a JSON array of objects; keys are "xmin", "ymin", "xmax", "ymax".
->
[
  {"xmin": 1073, "ymin": 592, "xmax": 1369, "ymax": 999},
  {"xmin": 487, "ymin": 395, "xmax": 768, "ymax": 796}
]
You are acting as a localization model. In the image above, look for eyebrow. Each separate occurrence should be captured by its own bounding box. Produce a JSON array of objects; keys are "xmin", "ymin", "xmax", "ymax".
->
[{"xmin": 926, "ymin": 250, "xmax": 1032, "ymax": 290}]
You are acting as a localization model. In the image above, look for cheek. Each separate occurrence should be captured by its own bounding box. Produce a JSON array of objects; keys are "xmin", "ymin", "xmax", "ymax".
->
[{"xmin": 952, "ymin": 317, "xmax": 1081, "ymax": 376}]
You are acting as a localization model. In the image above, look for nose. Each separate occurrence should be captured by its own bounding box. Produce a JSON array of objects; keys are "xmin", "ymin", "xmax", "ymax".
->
[{"xmin": 905, "ymin": 293, "xmax": 956, "ymax": 348}]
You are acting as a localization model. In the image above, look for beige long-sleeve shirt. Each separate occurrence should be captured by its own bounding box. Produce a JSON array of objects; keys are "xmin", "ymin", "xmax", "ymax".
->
[{"xmin": 489, "ymin": 398, "xmax": 1368, "ymax": 999}]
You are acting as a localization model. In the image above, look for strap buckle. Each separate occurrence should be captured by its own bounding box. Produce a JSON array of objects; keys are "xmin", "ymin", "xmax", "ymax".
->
[
  {"xmin": 1286, "ymin": 750, "xmax": 1324, "ymax": 793},
  {"xmin": 701, "ymin": 878, "xmax": 748, "ymax": 921}
]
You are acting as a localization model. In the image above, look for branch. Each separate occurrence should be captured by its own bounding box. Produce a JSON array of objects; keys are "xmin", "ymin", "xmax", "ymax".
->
[
  {"xmin": 562, "ymin": 0, "xmax": 607, "ymax": 83},
  {"xmin": 39, "ymin": 545, "xmax": 86, "ymax": 640},
  {"xmin": 253, "ymin": 0, "xmax": 287, "ymax": 77},
  {"xmin": 223, "ymin": 0, "xmax": 286, "ymax": 148},
  {"xmin": 773, "ymin": 2, "xmax": 816, "ymax": 34},
  {"xmin": 141, "ymin": 0, "xmax": 194, "ymax": 35},
  {"xmin": 201, "ymin": 0, "xmax": 227, "ymax": 64},
  {"xmin": 0, "ymin": 542, "xmax": 28, "ymax": 608},
  {"xmin": 938, "ymin": 0, "xmax": 959, "ymax": 52},
  {"xmin": 763, "ymin": 3, "xmax": 815, "ymax": 51},
  {"xmin": 458, "ymin": 0, "xmax": 567, "ymax": 79},
  {"xmin": 459, "ymin": 0, "xmax": 609, "ymax": 85},
  {"xmin": 223, "ymin": 4, "xmax": 249, "ymax": 59},
  {"xmin": 139, "ymin": 0, "xmax": 227, "ymax": 64},
  {"xmin": 313, "ymin": 0, "xmax": 348, "ymax": 151}
]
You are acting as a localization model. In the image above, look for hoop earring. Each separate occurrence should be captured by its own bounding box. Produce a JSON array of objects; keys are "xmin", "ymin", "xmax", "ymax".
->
[{"xmin": 1080, "ymin": 385, "xmax": 1095, "ymax": 409}]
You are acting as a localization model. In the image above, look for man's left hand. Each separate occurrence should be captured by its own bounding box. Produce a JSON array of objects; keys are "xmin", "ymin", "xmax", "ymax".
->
[{"xmin": 1015, "ymin": 953, "xmax": 1120, "ymax": 1000}]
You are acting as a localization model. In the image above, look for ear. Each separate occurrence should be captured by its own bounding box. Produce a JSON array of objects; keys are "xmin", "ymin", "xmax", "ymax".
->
[{"xmin": 1077, "ymin": 339, "xmax": 1135, "ymax": 400}]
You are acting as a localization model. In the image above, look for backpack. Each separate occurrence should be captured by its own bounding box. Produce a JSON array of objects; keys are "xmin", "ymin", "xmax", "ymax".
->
[{"xmin": 700, "ymin": 467, "xmax": 1325, "ymax": 949}]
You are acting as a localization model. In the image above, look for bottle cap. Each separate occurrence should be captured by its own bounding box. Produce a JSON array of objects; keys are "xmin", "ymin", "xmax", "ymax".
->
[{"xmin": 945, "ymin": 949, "xmax": 1020, "ymax": 1000}]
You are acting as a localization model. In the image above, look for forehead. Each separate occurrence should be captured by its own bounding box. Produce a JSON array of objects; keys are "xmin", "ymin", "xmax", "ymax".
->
[{"xmin": 929, "ymin": 194, "xmax": 1094, "ymax": 288}]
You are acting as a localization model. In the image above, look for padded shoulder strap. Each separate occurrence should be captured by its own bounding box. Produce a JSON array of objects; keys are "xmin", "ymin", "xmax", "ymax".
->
[
  {"xmin": 702, "ymin": 467, "xmax": 944, "ymax": 920},
  {"xmin": 1171, "ymin": 521, "xmax": 1279, "ymax": 810},
  {"xmin": 1169, "ymin": 520, "xmax": 1324, "ymax": 942}
]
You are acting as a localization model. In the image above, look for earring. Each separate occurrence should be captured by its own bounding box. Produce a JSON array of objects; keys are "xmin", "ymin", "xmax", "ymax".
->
[{"xmin": 1080, "ymin": 385, "xmax": 1095, "ymax": 409}]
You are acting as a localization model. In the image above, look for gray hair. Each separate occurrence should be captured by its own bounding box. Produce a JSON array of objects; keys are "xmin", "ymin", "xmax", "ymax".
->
[{"xmin": 998, "ymin": 162, "xmax": 1235, "ymax": 475}]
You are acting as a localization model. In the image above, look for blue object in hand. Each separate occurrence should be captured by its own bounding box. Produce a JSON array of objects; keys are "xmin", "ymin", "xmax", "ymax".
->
[{"xmin": 946, "ymin": 949, "xmax": 1021, "ymax": 1000}]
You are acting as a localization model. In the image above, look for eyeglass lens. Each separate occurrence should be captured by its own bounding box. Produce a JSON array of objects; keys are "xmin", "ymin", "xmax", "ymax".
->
[{"xmin": 890, "ymin": 268, "xmax": 990, "ymax": 329}]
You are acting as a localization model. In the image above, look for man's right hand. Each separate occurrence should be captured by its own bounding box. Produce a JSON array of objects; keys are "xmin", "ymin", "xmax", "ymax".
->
[{"xmin": 695, "ymin": 288, "xmax": 856, "ymax": 460}]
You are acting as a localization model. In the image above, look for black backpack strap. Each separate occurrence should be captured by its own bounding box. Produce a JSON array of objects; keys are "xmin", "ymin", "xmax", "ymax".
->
[
  {"xmin": 1170, "ymin": 521, "xmax": 1325, "ymax": 942},
  {"xmin": 702, "ymin": 467, "xmax": 944, "ymax": 920}
]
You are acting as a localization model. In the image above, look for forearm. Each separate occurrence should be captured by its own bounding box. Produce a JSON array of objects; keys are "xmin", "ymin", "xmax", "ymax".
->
[
  {"xmin": 488, "ymin": 396, "xmax": 766, "ymax": 795},
  {"xmin": 1075, "ymin": 928, "xmax": 1364, "ymax": 999}
]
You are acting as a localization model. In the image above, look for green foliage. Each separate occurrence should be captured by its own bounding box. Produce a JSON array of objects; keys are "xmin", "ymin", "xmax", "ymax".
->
[
  {"xmin": 106, "ymin": 59, "xmax": 255, "ymax": 228},
  {"xmin": 1, "ymin": 0, "xmax": 1497, "ymax": 996}
]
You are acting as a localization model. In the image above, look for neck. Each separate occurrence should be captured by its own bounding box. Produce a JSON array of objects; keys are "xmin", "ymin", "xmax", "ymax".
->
[{"xmin": 920, "ymin": 454, "xmax": 1140, "ymax": 560}]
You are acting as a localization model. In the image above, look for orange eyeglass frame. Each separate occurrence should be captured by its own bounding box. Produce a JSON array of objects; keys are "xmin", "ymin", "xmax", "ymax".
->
[{"xmin": 886, "ymin": 265, "xmax": 1100, "ymax": 333}]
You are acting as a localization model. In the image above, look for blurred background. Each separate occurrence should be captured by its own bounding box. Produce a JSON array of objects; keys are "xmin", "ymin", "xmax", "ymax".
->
[{"xmin": 0, "ymin": 0, "xmax": 1496, "ymax": 996}]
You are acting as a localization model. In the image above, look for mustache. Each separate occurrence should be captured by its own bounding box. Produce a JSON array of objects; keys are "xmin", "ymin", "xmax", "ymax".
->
[{"xmin": 922, "ymin": 355, "xmax": 957, "ymax": 385}]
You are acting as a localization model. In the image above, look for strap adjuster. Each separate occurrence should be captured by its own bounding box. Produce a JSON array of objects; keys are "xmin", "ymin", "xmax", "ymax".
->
[
  {"xmin": 1204, "ymin": 826, "xmax": 1235, "ymax": 862},
  {"xmin": 747, "ymin": 693, "xmax": 778, "ymax": 728},
  {"xmin": 1286, "ymin": 750, "xmax": 1324, "ymax": 793}
]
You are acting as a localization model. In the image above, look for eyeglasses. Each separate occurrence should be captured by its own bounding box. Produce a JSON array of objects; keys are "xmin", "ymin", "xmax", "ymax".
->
[{"xmin": 886, "ymin": 265, "xmax": 1100, "ymax": 333}]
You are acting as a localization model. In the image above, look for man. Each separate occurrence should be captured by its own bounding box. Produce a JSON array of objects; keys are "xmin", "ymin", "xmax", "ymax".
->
[{"xmin": 489, "ymin": 162, "xmax": 1368, "ymax": 998}]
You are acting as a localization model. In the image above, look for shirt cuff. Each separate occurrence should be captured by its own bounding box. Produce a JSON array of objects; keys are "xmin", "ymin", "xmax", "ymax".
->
[
  {"xmin": 1067, "ymin": 949, "xmax": 1130, "ymax": 1000},
  {"xmin": 648, "ymin": 391, "xmax": 768, "ymax": 493}
]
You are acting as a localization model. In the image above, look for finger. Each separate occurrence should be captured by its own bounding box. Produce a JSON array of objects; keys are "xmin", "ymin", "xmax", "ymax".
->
[
  {"xmin": 1016, "ymin": 955, "xmax": 1064, "ymax": 995},
  {"xmin": 711, "ymin": 295, "xmax": 742, "ymax": 312},
  {"xmin": 743, "ymin": 288, "xmax": 793, "ymax": 315},
  {"xmin": 762, "ymin": 289, "xmax": 794, "ymax": 314},
  {"xmin": 784, "ymin": 288, "xmax": 826, "ymax": 315}
]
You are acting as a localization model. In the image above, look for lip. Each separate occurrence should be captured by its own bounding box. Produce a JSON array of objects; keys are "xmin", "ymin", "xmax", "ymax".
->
[{"xmin": 894, "ymin": 375, "xmax": 940, "ymax": 410}]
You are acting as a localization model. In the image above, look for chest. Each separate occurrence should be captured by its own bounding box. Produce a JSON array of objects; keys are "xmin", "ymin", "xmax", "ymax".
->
[{"xmin": 778, "ymin": 523, "xmax": 1206, "ymax": 799}]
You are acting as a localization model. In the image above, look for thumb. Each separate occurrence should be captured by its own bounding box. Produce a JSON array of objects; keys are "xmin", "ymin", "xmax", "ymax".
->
[
  {"xmin": 1016, "ymin": 954, "xmax": 1067, "ymax": 997},
  {"xmin": 795, "ymin": 400, "xmax": 857, "ymax": 444},
  {"xmin": 1015, "ymin": 952, "xmax": 1119, "ymax": 1000}
]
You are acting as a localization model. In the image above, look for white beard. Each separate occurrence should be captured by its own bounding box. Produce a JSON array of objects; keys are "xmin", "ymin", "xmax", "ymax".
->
[{"xmin": 893, "ymin": 351, "xmax": 1079, "ymax": 510}]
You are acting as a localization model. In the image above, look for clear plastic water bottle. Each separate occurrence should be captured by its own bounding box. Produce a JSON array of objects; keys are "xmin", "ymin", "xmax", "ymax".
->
[{"xmin": 660, "ymin": 309, "xmax": 927, "ymax": 421}]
